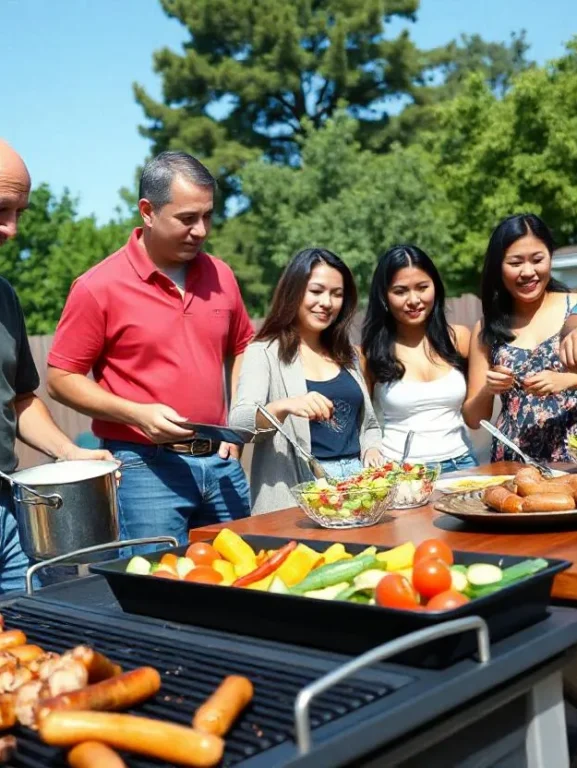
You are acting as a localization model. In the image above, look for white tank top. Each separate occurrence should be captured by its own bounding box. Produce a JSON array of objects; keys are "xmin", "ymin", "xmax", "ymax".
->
[{"xmin": 373, "ymin": 368, "xmax": 471, "ymax": 463}]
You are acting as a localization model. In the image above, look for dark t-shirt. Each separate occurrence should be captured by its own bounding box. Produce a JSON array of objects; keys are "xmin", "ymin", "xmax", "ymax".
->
[
  {"xmin": 0, "ymin": 278, "xmax": 40, "ymax": 472},
  {"xmin": 306, "ymin": 368, "xmax": 362, "ymax": 460}
]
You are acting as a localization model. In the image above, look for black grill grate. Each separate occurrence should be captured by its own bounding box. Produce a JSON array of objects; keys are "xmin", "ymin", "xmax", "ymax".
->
[{"xmin": 0, "ymin": 602, "xmax": 408, "ymax": 767}]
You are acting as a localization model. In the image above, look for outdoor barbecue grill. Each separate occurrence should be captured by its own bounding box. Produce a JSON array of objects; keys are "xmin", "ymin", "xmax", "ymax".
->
[{"xmin": 1, "ymin": 574, "xmax": 577, "ymax": 767}]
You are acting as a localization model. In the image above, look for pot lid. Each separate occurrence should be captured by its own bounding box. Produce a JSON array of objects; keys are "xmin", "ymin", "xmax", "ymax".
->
[{"xmin": 11, "ymin": 460, "xmax": 119, "ymax": 486}]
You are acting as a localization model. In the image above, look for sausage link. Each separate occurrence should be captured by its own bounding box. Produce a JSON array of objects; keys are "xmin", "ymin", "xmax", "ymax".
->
[
  {"xmin": 68, "ymin": 741, "xmax": 126, "ymax": 768},
  {"xmin": 482, "ymin": 486, "xmax": 523, "ymax": 513},
  {"xmin": 193, "ymin": 675, "xmax": 254, "ymax": 736},
  {"xmin": 40, "ymin": 711, "xmax": 224, "ymax": 767},
  {"xmin": 37, "ymin": 667, "xmax": 161, "ymax": 723},
  {"xmin": 516, "ymin": 478, "xmax": 572, "ymax": 497},
  {"xmin": 9, "ymin": 645, "xmax": 45, "ymax": 665},
  {"xmin": 0, "ymin": 695, "xmax": 15, "ymax": 731},
  {"xmin": 521, "ymin": 493, "xmax": 575, "ymax": 512}
]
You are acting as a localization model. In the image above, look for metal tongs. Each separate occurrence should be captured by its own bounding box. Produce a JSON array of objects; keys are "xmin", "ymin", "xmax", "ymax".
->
[
  {"xmin": 255, "ymin": 403, "xmax": 331, "ymax": 481},
  {"xmin": 480, "ymin": 420, "xmax": 553, "ymax": 477}
]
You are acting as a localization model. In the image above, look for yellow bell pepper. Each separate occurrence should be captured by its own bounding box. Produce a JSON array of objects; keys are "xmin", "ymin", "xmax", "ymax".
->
[
  {"xmin": 245, "ymin": 573, "xmax": 275, "ymax": 591},
  {"xmin": 213, "ymin": 529, "xmax": 256, "ymax": 569},
  {"xmin": 212, "ymin": 559, "xmax": 235, "ymax": 586},
  {"xmin": 234, "ymin": 561, "xmax": 257, "ymax": 578},
  {"xmin": 322, "ymin": 543, "xmax": 353, "ymax": 564},
  {"xmin": 376, "ymin": 541, "xmax": 416, "ymax": 571},
  {"xmin": 276, "ymin": 548, "xmax": 316, "ymax": 587}
]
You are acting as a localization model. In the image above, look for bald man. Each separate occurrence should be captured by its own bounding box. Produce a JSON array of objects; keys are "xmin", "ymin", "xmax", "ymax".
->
[{"xmin": 0, "ymin": 139, "xmax": 113, "ymax": 592}]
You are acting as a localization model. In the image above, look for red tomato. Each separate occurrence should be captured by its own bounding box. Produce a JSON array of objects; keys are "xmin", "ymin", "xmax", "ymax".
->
[
  {"xmin": 412, "ymin": 558, "xmax": 452, "ymax": 600},
  {"xmin": 414, "ymin": 539, "xmax": 454, "ymax": 566},
  {"xmin": 375, "ymin": 574, "xmax": 420, "ymax": 610},
  {"xmin": 185, "ymin": 542, "xmax": 220, "ymax": 566},
  {"xmin": 184, "ymin": 566, "xmax": 223, "ymax": 585},
  {"xmin": 426, "ymin": 590, "xmax": 470, "ymax": 612}
]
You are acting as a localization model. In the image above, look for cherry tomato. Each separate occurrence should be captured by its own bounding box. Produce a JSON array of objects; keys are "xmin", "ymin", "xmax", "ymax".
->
[
  {"xmin": 412, "ymin": 558, "xmax": 452, "ymax": 600},
  {"xmin": 375, "ymin": 574, "xmax": 420, "ymax": 610},
  {"xmin": 160, "ymin": 553, "xmax": 179, "ymax": 569},
  {"xmin": 184, "ymin": 566, "xmax": 223, "ymax": 585},
  {"xmin": 426, "ymin": 590, "xmax": 470, "ymax": 612},
  {"xmin": 414, "ymin": 539, "xmax": 454, "ymax": 566},
  {"xmin": 185, "ymin": 542, "xmax": 220, "ymax": 566},
  {"xmin": 153, "ymin": 570, "xmax": 179, "ymax": 580}
]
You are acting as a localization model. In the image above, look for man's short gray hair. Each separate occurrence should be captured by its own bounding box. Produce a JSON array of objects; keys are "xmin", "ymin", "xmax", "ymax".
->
[{"xmin": 139, "ymin": 151, "xmax": 216, "ymax": 209}]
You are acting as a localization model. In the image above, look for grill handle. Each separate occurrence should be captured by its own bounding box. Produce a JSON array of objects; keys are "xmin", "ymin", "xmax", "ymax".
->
[
  {"xmin": 25, "ymin": 536, "xmax": 179, "ymax": 595},
  {"xmin": 294, "ymin": 616, "xmax": 490, "ymax": 755}
]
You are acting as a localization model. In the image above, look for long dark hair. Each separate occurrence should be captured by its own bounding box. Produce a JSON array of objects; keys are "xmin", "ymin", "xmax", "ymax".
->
[
  {"xmin": 480, "ymin": 213, "xmax": 568, "ymax": 347},
  {"xmin": 361, "ymin": 245, "xmax": 465, "ymax": 384},
  {"xmin": 255, "ymin": 247, "xmax": 357, "ymax": 366}
]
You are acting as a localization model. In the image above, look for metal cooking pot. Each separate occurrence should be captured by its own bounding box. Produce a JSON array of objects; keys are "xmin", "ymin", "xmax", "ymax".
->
[{"xmin": 8, "ymin": 460, "xmax": 120, "ymax": 561}]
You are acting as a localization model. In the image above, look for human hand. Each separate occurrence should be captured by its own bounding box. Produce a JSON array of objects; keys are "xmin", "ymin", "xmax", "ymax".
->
[
  {"xmin": 281, "ymin": 393, "xmax": 334, "ymax": 421},
  {"xmin": 485, "ymin": 365, "xmax": 515, "ymax": 395},
  {"xmin": 560, "ymin": 328, "xmax": 577, "ymax": 371},
  {"xmin": 363, "ymin": 448, "xmax": 383, "ymax": 468},
  {"xmin": 218, "ymin": 442, "xmax": 241, "ymax": 460},
  {"xmin": 523, "ymin": 370, "xmax": 567, "ymax": 396},
  {"xmin": 132, "ymin": 403, "xmax": 196, "ymax": 443}
]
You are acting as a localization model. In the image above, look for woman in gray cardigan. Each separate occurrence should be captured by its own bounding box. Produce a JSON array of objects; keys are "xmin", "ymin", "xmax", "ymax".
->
[{"xmin": 230, "ymin": 248, "xmax": 383, "ymax": 515}]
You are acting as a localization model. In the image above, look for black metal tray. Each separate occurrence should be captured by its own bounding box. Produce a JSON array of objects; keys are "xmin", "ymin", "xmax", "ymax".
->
[{"xmin": 90, "ymin": 536, "xmax": 571, "ymax": 669}]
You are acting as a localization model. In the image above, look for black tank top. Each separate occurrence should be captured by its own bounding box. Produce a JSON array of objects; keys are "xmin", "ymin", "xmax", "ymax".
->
[{"xmin": 306, "ymin": 368, "xmax": 362, "ymax": 460}]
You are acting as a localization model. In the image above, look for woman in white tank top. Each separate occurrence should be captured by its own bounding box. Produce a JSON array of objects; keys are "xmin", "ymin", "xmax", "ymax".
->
[{"xmin": 361, "ymin": 245, "xmax": 478, "ymax": 474}]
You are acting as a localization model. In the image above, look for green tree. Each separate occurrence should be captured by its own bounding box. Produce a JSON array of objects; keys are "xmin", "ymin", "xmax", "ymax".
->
[
  {"xmin": 418, "ymin": 38, "xmax": 577, "ymax": 294},
  {"xmin": 135, "ymin": 0, "xmax": 529, "ymax": 198},
  {"xmin": 212, "ymin": 111, "xmax": 454, "ymax": 312},
  {"xmin": 0, "ymin": 185, "xmax": 131, "ymax": 334}
]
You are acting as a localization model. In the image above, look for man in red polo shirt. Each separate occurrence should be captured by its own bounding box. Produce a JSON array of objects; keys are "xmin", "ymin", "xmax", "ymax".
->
[{"xmin": 47, "ymin": 151, "xmax": 253, "ymax": 547}]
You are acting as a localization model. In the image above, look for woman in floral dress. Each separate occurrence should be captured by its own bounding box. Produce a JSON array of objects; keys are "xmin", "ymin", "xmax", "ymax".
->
[{"xmin": 464, "ymin": 213, "xmax": 577, "ymax": 462}]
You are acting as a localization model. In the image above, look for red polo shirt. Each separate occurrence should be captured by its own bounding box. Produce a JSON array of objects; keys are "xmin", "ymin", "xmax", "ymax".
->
[{"xmin": 48, "ymin": 229, "xmax": 253, "ymax": 444}]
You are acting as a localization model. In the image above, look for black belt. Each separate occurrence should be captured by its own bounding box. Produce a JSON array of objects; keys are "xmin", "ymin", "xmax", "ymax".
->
[{"xmin": 164, "ymin": 439, "xmax": 218, "ymax": 457}]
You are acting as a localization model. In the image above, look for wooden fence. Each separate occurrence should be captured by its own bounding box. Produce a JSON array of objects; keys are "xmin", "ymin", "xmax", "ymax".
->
[{"xmin": 16, "ymin": 294, "xmax": 483, "ymax": 470}]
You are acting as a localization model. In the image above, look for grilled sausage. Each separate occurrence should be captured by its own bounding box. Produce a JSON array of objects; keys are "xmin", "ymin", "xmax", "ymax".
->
[
  {"xmin": 482, "ymin": 486, "xmax": 523, "ymax": 513},
  {"xmin": 193, "ymin": 675, "xmax": 254, "ymax": 736},
  {"xmin": 37, "ymin": 667, "xmax": 161, "ymax": 723},
  {"xmin": 68, "ymin": 741, "xmax": 126, "ymax": 768},
  {"xmin": 63, "ymin": 648, "xmax": 122, "ymax": 683},
  {"xmin": 516, "ymin": 478, "xmax": 572, "ymax": 497},
  {"xmin": 0, "ymin": 631, "xmax": 26, "ymax": 651},
  {"xmin": 521, "ymin": 493, "xmax": 575, "ymax": 513},
  {"xmin": 40, "ymin": 711, "xmax": 224, "ymax": 767}
]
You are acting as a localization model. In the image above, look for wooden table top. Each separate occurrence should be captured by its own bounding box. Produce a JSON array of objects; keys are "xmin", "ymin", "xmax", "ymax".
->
[{"xmin": 190, "ymin": 461, "xmax": 577, "ymax": 602}]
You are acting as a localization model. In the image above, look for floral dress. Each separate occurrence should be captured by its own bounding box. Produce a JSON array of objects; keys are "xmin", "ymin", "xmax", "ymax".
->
[{"xmin": 490, "ymin": 297, "xmax": 577, "ymax": 462}]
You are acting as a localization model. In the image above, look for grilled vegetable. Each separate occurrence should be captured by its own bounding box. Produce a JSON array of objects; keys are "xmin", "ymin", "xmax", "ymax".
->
[
  {"xmin": 465, "ymin": 559, "xmax": 548, "ymax": 599},
  {"xmin": 375, "ymin": 541, "xmax": 416, "ymax": 571},
  {"xmin": 290, "ymin": 555, "xmax": 381, "ymax": 594},
  {"xmin": 466, "ymin": 564, "xmax": 503, "ymax": 587},
  {"xmin": 233, "ymin": 541, "xmax": 297, "ymax": 587},
  {"xmin": 212, "ymin": 529, "xmax": 256, "ymax": 570}
]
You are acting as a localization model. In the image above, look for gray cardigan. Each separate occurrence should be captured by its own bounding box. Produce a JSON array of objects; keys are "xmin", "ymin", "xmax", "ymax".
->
[{"xmin": 229, "ymin": 340, "xmax": 383, "ymax": 515}]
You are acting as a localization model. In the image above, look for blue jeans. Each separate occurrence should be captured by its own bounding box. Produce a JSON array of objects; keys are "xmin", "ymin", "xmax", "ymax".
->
[
  {"xmin": 439, "ymin": 451, "xmax": 479, "ymax": 475},
  {"xmin": 318, "ymin": 456, "xmax": 363, "ymax": 480},
  {"xmin": 104, "ymin": 441, "xmax": 251, "ymax": 553},
  {"xmin": 0, "ymin": 488, "xmax": 29, "ymax": 593}
]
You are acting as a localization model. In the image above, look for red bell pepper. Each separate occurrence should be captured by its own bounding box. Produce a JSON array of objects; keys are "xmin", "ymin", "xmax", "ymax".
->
[{"xmin": 233, "ymin": 541, "xmax": 298, "ymax": 587}]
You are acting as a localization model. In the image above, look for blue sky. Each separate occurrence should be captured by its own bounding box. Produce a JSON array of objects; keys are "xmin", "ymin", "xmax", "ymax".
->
[{"xmin": 1, "ymin": 0, "xmax": 574, "ymax": 222}]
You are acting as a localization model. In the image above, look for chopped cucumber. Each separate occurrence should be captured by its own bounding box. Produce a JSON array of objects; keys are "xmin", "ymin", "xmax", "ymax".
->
[
  {"xmin": 467, "ymin": 563, "xmax": 503, "ymax": 586},
  {"xmin": 451, "ymin": 568, "xmax": 469, "ymax": 593},
  {"xmin": 353, "ymin": 569, "xmax": 387, "ymax": 591},
  {"xmin": 466, "ymin": 559, "xmax": 549, "ymax": 599},
  {"xmin": 304, "ymin": 582, "xmax": 351, "ymax": 600},
  {"xmin": 126, "ymin": 556, "xmax": 152, "ymax": 576},
  {"xmin": 269, "ymin": 576, "xmax": 290, "ymax": 595}
]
